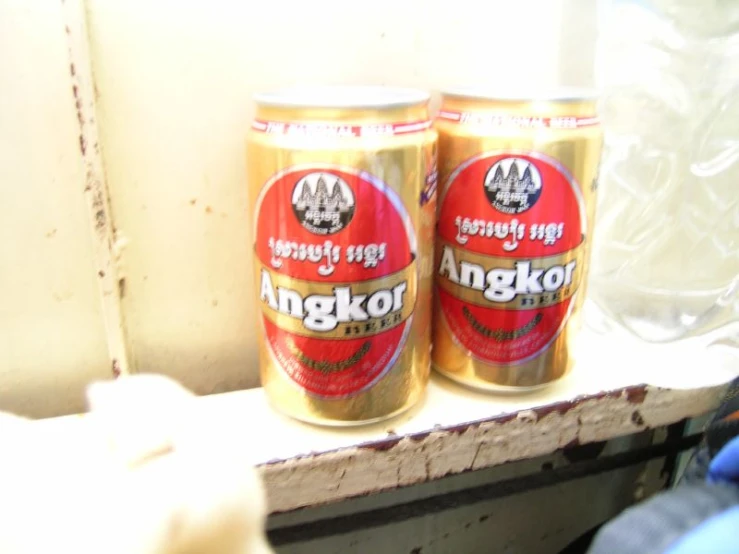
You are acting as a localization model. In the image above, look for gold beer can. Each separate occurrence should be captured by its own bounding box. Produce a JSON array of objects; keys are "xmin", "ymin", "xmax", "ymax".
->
[
  {"xmin": 247, "ymin": 86, "xmax": 437, "ymax": 425},
  {"xmin": 432, "ymin": 89, "xmax": 602, "ymax": 390}
]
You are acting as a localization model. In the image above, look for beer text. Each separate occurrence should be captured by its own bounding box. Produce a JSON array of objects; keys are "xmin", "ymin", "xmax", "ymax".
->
[
  {"xmin": 438, "ymin": 245, "xmax": 577, "ymax": 305},
  {"xmin": 260, "ymin": 269, "xmax": 408, "ymax": 332},
  {"xmin": 268, "ymin": 238, "xmax": 388, "ymax": 276},
  {"xmin": 454, "ymin": 216, "xmax": 564, "ymax": 251}
]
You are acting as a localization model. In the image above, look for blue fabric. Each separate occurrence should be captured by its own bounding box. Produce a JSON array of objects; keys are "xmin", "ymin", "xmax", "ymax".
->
[
  {"xmin": 665, "ymin": 505, "xmax": 739, "ymax": 554},
  {"xmin": 708, "ymin": 436, "xmax": 739, "ymax": 484},
  {"xmin": 666, "ymin": 437, "xmax": 739, "ymax": 553}
]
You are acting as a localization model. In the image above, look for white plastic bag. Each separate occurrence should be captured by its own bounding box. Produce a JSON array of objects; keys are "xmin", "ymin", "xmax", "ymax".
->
[{"xmin": 584, "ymin": 0, "xmax": 739, "ymax": 385}]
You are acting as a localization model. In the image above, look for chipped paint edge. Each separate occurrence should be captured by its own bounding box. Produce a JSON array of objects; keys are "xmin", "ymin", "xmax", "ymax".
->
[
  {"xmin": 261, "ymin": 384, "xmax": 725, "ymax": 513},
  {"xmin": 60, "ymin": 0, "xmax": 131, "ymax": 377}
]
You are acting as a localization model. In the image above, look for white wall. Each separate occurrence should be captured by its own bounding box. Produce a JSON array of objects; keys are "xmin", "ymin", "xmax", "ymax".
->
[
  {"xmin": 0, "ymin": 1, "xmax": 111, "ymax": 417},
  {"xmin": 0, "ymin": 0, "xmax": 600, "ymax": 416}
]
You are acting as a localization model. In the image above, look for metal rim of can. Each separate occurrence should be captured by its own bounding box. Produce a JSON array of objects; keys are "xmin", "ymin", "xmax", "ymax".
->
[
  {"xmin": 439, "ymin": 86, "xmax": 600, "ymax": 103},
  {"xmin": 253, "ymin": 85, "xmax": 431, "ymax": 109}
]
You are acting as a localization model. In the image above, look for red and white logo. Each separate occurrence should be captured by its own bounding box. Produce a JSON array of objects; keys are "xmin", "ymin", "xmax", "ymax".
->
[
  {"xmin": 435, "ymin": 151, "xmax": 586, "ymax": 365},
  {"xmin": 255, "ymin": 165, "xmax": 417, "ymax": 397}
]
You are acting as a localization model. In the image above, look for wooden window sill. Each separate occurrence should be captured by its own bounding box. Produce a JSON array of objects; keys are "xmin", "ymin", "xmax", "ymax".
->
[{"xmin": 36, "ymin": 344, "xmax": 728, "ymax": 514}]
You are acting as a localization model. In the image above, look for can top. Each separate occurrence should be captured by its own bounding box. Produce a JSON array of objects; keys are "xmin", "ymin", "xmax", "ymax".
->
[
  {"xmin": 254, "ymin": 86, "xmax": 431, "ymax": 110},
  {"xmin": 440, "ymin": 86, "xmax": 599, "ymax": 103}
]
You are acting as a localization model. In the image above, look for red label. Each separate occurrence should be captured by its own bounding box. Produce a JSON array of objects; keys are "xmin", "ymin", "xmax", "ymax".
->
[
  {"xmin": 255, "ymin": 166, "xmax": 417, "ymax": 397},
  {"xmin": 436, "ymin": 153, "xmax": 586, "ymax": 365}
]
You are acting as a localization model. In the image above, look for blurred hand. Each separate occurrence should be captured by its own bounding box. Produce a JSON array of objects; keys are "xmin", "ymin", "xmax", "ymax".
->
[{"xmin": 0, "ymin": 375, "xmax": 274, "ymax": 554}]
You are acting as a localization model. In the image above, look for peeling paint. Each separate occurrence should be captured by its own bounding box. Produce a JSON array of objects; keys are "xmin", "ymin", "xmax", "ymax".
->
[
  {"xmin": 61, "ymin": 0, "xmax": 131, "ymax": 376},
  {"xmin": 262, "ymin": 384, "xmax": 724, "ymax": 513},
  {"xmin": 407, "ymin": 432, "xmax": 431, "ymax": 442},
  {"xmin": 350, "ymin": 386, "xmax": 648, "ymax": 458},
  {"xmin": 361, "ymin": 438, "xmax": 401, "ymax": 452},
  {"xmin": 626, "ymin": 387, "xmax": 648, "ymax": 404},
  {"xmin": 111, "ymin": 359, "xmax": 121, "ymax": 379}
]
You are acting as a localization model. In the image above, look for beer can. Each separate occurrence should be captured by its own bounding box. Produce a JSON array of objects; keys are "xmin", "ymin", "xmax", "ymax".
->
[
  {"xmin": 432, "ymin": 89, "xmax": 602, "ymax": 390},
  {"xmin": 247, "ymin": 86, "xmax": 437, "ymax": 425}
]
